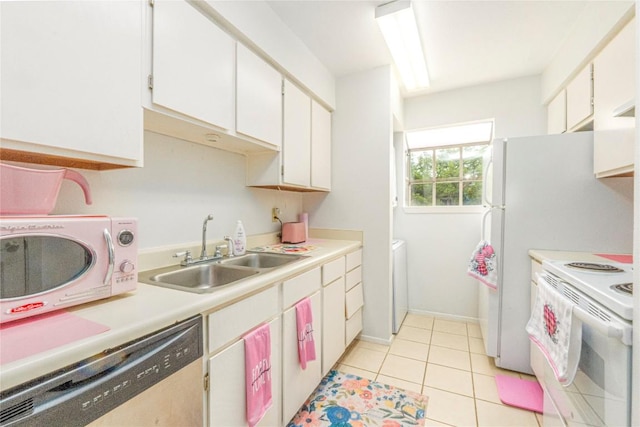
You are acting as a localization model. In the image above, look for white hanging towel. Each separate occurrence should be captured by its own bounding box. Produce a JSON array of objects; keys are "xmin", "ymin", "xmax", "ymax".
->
[
  {"xmin": 526, "ymin": 277, "xmax": 582, "ymax": 386},
  {"xmin": 467, "ymin": 240, "xmax": 498, "ymax": 289}
]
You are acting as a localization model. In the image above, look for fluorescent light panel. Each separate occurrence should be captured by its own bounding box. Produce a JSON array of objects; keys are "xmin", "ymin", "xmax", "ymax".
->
[{"xmin": 376, "ymin": 0, "xmax": 429, "ymax": 91}]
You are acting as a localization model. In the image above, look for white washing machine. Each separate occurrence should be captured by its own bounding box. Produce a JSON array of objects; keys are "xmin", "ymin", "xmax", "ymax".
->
[{"xmin": 392, "ymin": 239, "xmax": 408, "ymax": 333}]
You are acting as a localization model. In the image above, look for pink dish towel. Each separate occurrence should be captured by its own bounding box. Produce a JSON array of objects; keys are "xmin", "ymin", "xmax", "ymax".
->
[
  {"xmin": 295, "ymin": 297, "xmax": 316, "ymax": 369},
  {"xmin": 243, "ymin": 323, "xmax": 272, "ymax": 427},
  {"xmin": 467, "ymin": 240, "xmax": 498, "ymax": 289}
]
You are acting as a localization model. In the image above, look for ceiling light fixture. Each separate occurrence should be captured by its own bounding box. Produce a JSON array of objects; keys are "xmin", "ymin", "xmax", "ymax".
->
[{"xmin": 375, "ymin": 0, "xmax": 429, "ymax": 91}]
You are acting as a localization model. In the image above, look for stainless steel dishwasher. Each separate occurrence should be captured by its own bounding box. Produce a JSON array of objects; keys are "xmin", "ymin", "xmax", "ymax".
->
[{"xmin": 0, "ymin": 315, "xmax": 203, "ymax": 426}]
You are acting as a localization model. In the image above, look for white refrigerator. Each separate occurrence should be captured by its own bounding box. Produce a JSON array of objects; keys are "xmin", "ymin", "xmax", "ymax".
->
[{"xmin": 478, "ymin": 131, "xmax": 633, "ymax": 374}]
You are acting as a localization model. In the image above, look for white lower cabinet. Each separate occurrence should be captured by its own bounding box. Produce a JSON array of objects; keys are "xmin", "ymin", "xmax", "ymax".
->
[
  {"xmin": 345, "ymin": 250, "xmax": 363, "ymax": 346},
  {"xmin": 322, "ymin": 276, "xmax": 346, "ymax": 375},
  {"xmin": 206, "ymin": 286, "xmax": 280, "ymax": 427},
  {"xmin": 203, "ymin": 249, "xmax": 362, "ymax": 426},
  {"xmin": 282, "ymin": 291, "xmax": 322, "ymax": 425},
  {"xmin": 208, "ymin": 317, "xmax": 281, "ymax": 427}
]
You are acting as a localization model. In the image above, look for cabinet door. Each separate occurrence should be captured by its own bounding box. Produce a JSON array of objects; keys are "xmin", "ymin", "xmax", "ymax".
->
[
  {"xmin": 152, "ymin": 0, "xmax": 234, "ymax": 131},
  {"xmin": 208, "ymin": 317, "xmax": 282, "ymax": 427},
  {"xmin": 283, "ymin": 80, "xmax": 311, "ymax": 187},
  {"xmin": 237, "ymin": 44, "xmax": 282, "ymax": 147},
  {"xmin": 322, "ymin": 277, "xmax": 345, "ymax": 376},
  {"xmin": 0, "ymin": 1, "xmax": 142, "ymax": 165},
  {"xmin": 547, "ymin": 90, "xmax": 567, "ymax": 134},
  {"xmin": 593, "ymin": 17, "xmax": 635, "ymax": 177},
  {"xmin": 311, "ymin": 101, "xmax": 332, "ymax": 190},
  {"xmin": 566, "ymin": 64, "xmax": 593, "ymax": 130},
  {"xmin": 282, "ymin": 291, "xmax": 322, "ymax": 424}
]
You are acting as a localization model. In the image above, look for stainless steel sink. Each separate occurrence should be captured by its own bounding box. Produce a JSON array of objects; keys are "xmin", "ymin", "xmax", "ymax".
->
[
  {"xmin": 217, "ymin": 252, "xmax": 304, "ymax": 269},
  {"xmin": 139, "ymin": 252, "xmax": 305, "ymax": 294},
  {"xmin": 139, "ymin": 264, "xmax": 260, "ymax": 294}
]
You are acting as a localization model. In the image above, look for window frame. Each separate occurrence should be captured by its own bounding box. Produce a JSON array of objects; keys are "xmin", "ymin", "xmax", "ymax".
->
[{"xmin": 404, "ymin": 141, "xmax": 490, "ymax": 214}]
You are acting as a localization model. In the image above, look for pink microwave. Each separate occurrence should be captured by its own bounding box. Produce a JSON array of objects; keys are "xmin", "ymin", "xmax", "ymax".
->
[{"xmin": 0, "ymin": 215, "xmax": 138, "ymax": 323}]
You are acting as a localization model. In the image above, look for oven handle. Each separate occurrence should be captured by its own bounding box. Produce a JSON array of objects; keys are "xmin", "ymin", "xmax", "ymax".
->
[
  {"xmin": 536, "ymin": 273, "xmax": 632, "ymax": 346},
  {"xmin": 103, "ymin": 228, "xmax": 115, "ymax": 285}
]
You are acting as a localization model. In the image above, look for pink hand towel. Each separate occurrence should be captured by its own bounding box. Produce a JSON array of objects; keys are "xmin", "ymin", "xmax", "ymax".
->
[
  {"xmin": 243, "ymin": 323, "xmax": 272, "ymax": 427},
  {"xmin": 295, "ymin": 297, "xmax": 316, "ymax": 369}
]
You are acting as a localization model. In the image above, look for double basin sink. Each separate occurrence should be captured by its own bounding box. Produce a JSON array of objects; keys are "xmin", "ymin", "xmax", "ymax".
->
[{"xmin": 139, "ymin": 252, "xmax": 305, "ymax": 294}]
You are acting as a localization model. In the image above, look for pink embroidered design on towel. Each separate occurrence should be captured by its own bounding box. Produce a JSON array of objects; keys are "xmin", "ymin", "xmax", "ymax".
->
[
  {"xmin": 543, "ymin": 303, "xmax": 559, "ymax": 344},
  {"xmin": 243, "ymin": 323, "xmax": 272, "ymax": 427},
  {"xmin": 295, "ymin": 297, "xmax": 316, "ymax": 369}
]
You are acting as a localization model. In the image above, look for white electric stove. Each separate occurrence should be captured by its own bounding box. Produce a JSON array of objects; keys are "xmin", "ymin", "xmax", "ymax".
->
[
  {"xmin": 542, "ymin": 259, "xmax": 633, "ymax": 321},
  {"xmin": 534, "ymin": 259, "xmax": 633, "ymax": 426}
]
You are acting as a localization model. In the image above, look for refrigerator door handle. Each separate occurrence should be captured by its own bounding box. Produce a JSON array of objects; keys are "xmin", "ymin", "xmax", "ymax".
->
[
  {"xmin": 483, "ymin": 157, "xmax": 493, "ymax": 206},
  {"xmin": 481, "ymin": 206, "xmax": 504, "ymax": 241}
]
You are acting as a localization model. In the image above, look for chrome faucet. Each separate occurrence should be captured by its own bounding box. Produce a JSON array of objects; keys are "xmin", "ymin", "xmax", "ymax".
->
[
  {"xmin": 201, "ymin": 214, "xmax": 214, "ymax": 260},
  {"xmin": 223, "ymin": 236, "xmax": 234, "ymax": 257}
]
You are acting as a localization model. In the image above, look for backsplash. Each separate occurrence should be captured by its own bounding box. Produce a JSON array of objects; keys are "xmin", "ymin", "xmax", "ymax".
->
[{"xmin": 51, "ymin": 131, "xmax": 303, "ymax": 249}]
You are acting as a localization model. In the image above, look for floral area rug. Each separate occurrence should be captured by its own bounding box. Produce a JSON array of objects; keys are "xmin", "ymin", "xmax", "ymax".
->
[{"xmin": 287, "ymin": 370, "xmax": 428, "ymax": 427}]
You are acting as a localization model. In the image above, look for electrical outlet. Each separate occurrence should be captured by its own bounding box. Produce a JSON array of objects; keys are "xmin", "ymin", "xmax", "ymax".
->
[{"xmin": 272, "ymin": 207, "xmax": 280, "ymax": 222}]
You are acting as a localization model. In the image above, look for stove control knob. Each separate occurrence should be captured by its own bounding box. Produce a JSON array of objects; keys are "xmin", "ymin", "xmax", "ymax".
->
[{"xmin": 120, "ymin": 261, "xmax": 135, "ymax": 274}]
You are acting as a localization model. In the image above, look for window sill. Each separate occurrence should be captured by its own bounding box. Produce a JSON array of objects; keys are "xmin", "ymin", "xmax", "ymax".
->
[{"xmin": 403, "ymin": 206, "xmax": 486, "ymax": 214}]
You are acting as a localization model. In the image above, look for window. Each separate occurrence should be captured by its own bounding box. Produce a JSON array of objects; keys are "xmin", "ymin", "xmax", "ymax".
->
[{"xmin": 405, "ymin": 121, "xmax": 493, "ymax": 208}]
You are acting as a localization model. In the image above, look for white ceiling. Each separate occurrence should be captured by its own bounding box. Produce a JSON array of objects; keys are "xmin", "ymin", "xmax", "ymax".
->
[{"xmin": 266, "ymin": 0, "xmax": 592, "ymax": 96}]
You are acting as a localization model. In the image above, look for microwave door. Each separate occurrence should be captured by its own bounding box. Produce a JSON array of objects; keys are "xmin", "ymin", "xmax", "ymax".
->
[
  {"xmin": 25, "ymin": 236, "xmax": 92, "ymax": 295},
  {"xmin": 0, "ymin": 237, "xmax": 28, "ymax": 299}
]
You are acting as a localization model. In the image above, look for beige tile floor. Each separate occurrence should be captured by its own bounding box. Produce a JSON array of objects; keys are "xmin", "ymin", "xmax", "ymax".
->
[{"xmin": 336, "ymin": 313, "xmax": 544, "ymax": 427}]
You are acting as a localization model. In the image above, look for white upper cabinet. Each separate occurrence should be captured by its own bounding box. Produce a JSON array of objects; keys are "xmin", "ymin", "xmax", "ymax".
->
[
  {"xmin": 566, "ymin": 64, "xmax": 594, "ymax": 131},
  {"xmin": 0, "ymin": 1, "xmax": 143, "ymax": 168},
  {"xmin": 547, "ymin": 90, "xmax": 567, "ymax": 135},
  {"xmin": 246, "ymin": 80, "xmax": 332, "ymax": 192},
  {"xmin": 236, "ymin": 44, "xmax": 283, "ymax": 148},
  {"xmin": 593, "ymin": 17, "xmax": 636, "ymax": 178},
  {"xmin": 151, "ymin": 0, "xmax": 234, "ymax": 131},
  {"xmin": 283, "ymin": 80, "xmax": 312, "ymax": 187},
  {"xmin": 311, "ymin": 100, "xmax": 332, "ymax": 190}
]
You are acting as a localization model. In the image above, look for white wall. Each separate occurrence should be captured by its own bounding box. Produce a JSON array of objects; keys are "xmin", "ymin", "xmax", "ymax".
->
[
  {"xmin": 395, "ymin": 75, "xmax": 546, "ymax": 319},
  {"xmin": 304, "ymin": 66, "xmax": 394, "ymax": 344},
  {"xmin": 53, "ymin": 131, "xmax": 303, "ymax": 251}
]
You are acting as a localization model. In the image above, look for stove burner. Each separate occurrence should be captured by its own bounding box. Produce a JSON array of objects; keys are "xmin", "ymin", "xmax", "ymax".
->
[
  {"xmin": 565, "ymin": 262, "xmax": 624, "ymax": 273},
  {"xmin": 611, "ymin": 283, "xmax": 633, "ymax": 295}
]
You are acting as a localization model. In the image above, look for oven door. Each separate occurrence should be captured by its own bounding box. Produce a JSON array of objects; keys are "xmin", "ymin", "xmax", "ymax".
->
[{"xmin": 536, "ymin": 277, "xmax": 632, "ymax": 426}]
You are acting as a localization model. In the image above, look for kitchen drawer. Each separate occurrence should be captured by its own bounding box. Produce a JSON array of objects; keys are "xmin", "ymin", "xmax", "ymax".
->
[
  {"xmin": 345, "ymin": 266, "xmax": 361, "ymax": 291},
  {"xmin": 283, "ymin": 267, "xmax": 321, "ymax": 308},
  {"xmin": 322, "ymin": 256, "xmax": 345, "ymax": 286},
  {"xmin": 345, "ymin": 283, "xmax": 364, "ymax": 319},
  {"xmin": 345, "ymin": 308, "xmax": 362, "ymax": 345},
  {"xmin": 208, "ymin": 285, "xmax": 278, "ymax": 353},
  {"xmin": 346, "ymin": 249, "xmax": 362, "ymax": 271}
]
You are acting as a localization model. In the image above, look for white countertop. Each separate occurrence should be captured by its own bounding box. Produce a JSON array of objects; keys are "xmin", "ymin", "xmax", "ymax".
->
[
  {"xmin": 0, "ymin": 238, "xmax": 361, "ymax": 391},
  {"xmin": 528, "ymin": 249, "xmax": 631, "ymax": 264}
]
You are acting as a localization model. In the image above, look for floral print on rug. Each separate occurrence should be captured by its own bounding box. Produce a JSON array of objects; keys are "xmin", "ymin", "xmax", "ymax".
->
[{"xmin": 287, "ymin": 370, "xmax": 428, "ymax": 427}]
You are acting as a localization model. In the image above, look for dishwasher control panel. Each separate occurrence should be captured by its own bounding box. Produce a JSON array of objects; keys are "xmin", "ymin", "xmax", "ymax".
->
[{"xmin": 0, "ymin": 315, "xmax": 203, "ymax": 427}]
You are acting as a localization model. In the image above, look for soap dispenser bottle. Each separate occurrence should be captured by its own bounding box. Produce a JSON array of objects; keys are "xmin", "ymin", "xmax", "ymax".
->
[{"xmin": 233, "ymin": 220, "xmax": 246, "ymax": 255}]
